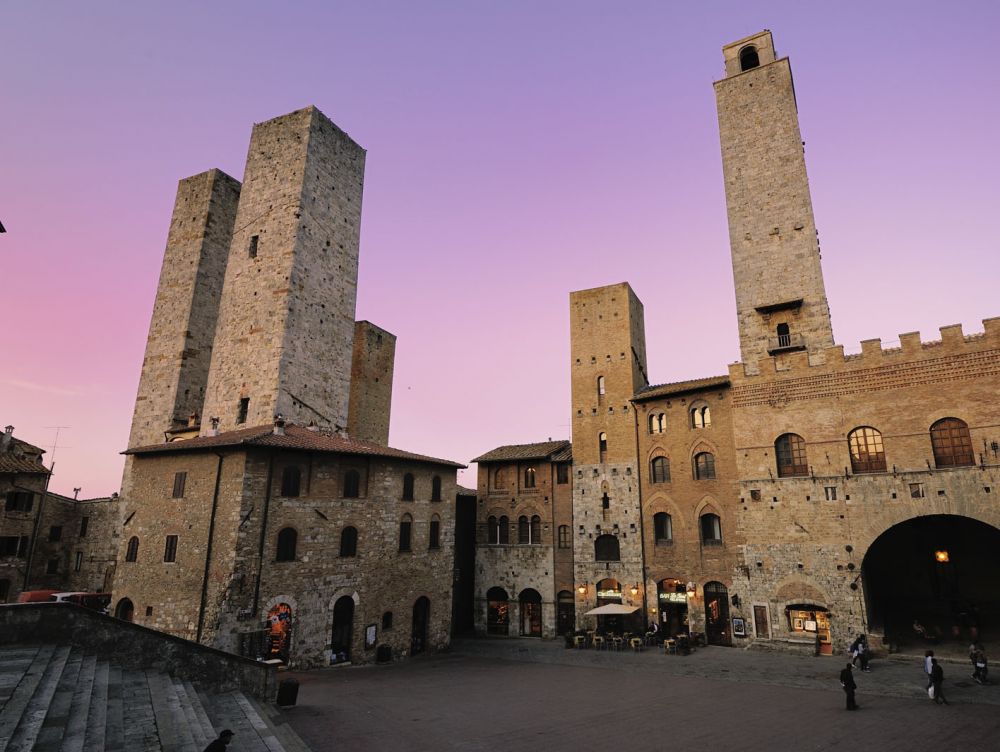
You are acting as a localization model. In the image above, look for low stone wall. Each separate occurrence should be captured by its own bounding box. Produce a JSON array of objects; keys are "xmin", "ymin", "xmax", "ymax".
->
[{"xmin": 0, "ymin": 603, "xmax": 276, "ymax": 699}]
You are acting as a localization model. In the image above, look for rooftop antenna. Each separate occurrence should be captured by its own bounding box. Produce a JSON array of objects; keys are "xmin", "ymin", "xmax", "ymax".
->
[{"xmin": 43, "ymin": 426, "xmax": 72, "ymax": 470}]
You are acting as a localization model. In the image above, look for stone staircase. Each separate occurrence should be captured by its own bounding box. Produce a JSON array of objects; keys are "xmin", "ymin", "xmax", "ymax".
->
[{"xmin": 0, "ymin": 645, "xmax": 310, "ymax": 752}]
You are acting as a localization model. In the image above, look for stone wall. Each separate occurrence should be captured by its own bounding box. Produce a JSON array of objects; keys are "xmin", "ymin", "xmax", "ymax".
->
[
  {"xmin": 347, "ymin": 320, "xmax": 396, "ymax": 445},
  {"xmin": 28, "ymin": 494, "xmax": 119, "ymax": 595},
  {"xmin": 0, "ymin": 468, "xmax": 49, "ymax": 603}
]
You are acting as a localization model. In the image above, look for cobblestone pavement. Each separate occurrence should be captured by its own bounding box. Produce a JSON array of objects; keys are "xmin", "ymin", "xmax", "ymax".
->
[{"xmin": 283, "ymin": 639, "xmax": 1000, "ymax": 751}]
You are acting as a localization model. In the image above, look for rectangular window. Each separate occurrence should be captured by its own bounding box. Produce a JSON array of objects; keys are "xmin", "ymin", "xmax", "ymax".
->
[
  {"xmin": 754, "ymin": 605, "xmax": 770, "ymax": 638},
  {"xmin": 824, "ymin": 486, "xmax": 837, "ymax": 501},
  {"xmin": 79, "ymin": 516, "xmax": 89, "ymax": 538},
  {"xmin": 49, "ymin": 526, "xmax": 63, "ymax": 542},
  {"xmin": 236, "ymin": 397, "xmax": 250, "ymax": 424},
  {"xmin": 172, "ymin": 471, "xmax": 187, "ymax": 499},
  {"xmin": 0, "ymin": 536, "xmax": 22, "ymax": 557},
  {"xmin": 163, "ymin": 535, "xmax": 178, "ymax": 563},
  {"xmin": 46, "ymin": 558, "xmax": 59, "ymax": 574},
  {"xmin": 248, "ymin": 234, "xmax": 259, "ymax": 258},
  {"xmin": 556, "ymin": 464, "xmax": 569, "ymax": 484},
  {"xmin": 5, "ymin": 491, "xmax": 34, "ymax": 512},
  {"xmin": 429, "ymin": 519, "xmax": 440, "ymax": 549},
  {"xmin": 74, "ymin": 551, "xmax": 83, "ymax": 572},
  {"xmin": 910, "ymin": 482, "xmax": 925, "ymax": 499},
  {"xmin": 558, "ymin": 525, "xmax": 570, "ymax": 549}
]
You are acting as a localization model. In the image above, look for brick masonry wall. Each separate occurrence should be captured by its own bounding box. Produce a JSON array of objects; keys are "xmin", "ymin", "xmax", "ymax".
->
[
  {"xmin": 128, "ymin": 169, "xmax": 240, "ymax": 449},
  {"xmin": 347, "ymin": 320, "xmax": 396, "ymax": 445},
  {"xmin": 202, "ymin": 107, "xmax": 365, "ymax": 434}
]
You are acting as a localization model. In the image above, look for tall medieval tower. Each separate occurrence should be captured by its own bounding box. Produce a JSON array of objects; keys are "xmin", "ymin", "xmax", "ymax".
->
[
  {"xmin": 715, "ymin": 31, "xmax": 834, "ymax": 373},
  {"xmin": 201, "ymin": 107, "xmax": 366, "ymax": 434},
  {"xmin": 569, "ymin": 283, "xmax": 648, "ymax": 622}
]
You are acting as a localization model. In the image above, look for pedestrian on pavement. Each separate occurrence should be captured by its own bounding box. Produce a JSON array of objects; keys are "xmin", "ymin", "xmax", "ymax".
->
[
  {"xmin": 203, "ymin": 729, "xmax": 234, "ymax": 751},
  {"xmin": 840, "ymin": 662, "xmax": 859, "ymax": 710},
  {"xmin": 924, "ymin": 649, "xmax": 934, "ymax": 688},
  {"xmin": 971, "ymin": 644, "xmax": 988, "ymax": 685},
  {"xmin": 930, "ymin": 658, "xmax": 949, "ymax": 705}
]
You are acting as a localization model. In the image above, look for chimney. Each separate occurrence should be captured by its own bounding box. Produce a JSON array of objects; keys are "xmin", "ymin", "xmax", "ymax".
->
[
  {"xmin": 73, "ymin": 487, "xmax": 81, "ymax": 500},
  {"xmin": 1, "ymin": 425, "xmax": 13, "ymax": 452},
  {"xmin": 209, "ymin": 417, "xmax": 220, "ymax": 437},
  {"xmin": 187, "ymin": 412, "xmax": 200, "ymax": 428},
  {"xmin": 273, "ymin": 414, "xmax": 286, "ymax": 436}
]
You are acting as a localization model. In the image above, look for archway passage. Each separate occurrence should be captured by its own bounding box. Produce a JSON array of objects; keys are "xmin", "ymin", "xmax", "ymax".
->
[
  {"xmin": 411, "ymin": 596, "xmax": 430, "ymax": 655},
  {"xmin": 267, "ymin": 602, "xmax": 293, "ymax": 662},
  {"xmin": 330, "ymin": 597, "xmax": 353, "ymax": 663},
  {"xmin": 863, "ymin": 515, "xmax": 1000, "ymax": 647},
  {"xmin": 657, "ymin": 579, "xmax": 688, "ymax": 638},
  {"xmin": 595, "ymin": 578, "xmax": 623, "ymax": 634},
  {"xmin": 114, "ymin": 597, "xmax": 134, "ymax": 622},
  {"xmin": 519, "ymin": 589, "xmax": 542, "ymax": 637},
  {"xmin": 556, "ymin": 591, "xmax": 575, "ymax": 635},
  {"xmin": 486, "ymin": 587, "xmax": 509, "ymax": 636},
  {"xmin": 704, "ymin": 582, "xmax": 731, "ymax": 646}
]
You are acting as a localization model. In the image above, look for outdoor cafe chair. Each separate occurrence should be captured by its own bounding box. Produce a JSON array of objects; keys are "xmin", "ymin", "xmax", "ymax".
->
[
  {"xmin": 629, "ymin": 637, "xmax": 643, "ymax": 652},
  {"xmin": 663, "ymin": 639, "xmax": 677, "ymax": 655},
  {"xmin": 593, "ymin": 635, "xmax": 605, "ymax": 650}
]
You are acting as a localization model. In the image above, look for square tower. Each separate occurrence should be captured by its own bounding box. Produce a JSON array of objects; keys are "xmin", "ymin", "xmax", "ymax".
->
[
  {"xmin": 569, "ymin": 283, "xmax": 648, "ymax": 626},
  {"xmin": 201, "ymin": 107, "xmax": 366, "ymax": 433},
  {"xmin": 347, "ymin": 320, "xmax": 396, "ymax": 445},
  {"xmin": 715, "ymin": 31, "xmax": 834, "ymax": 373}
]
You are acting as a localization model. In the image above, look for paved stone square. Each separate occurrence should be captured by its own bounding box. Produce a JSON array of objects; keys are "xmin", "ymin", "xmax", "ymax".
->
[{"xmin": 282, "ymin": 639, "xmax": 1000, "ymax": 751}]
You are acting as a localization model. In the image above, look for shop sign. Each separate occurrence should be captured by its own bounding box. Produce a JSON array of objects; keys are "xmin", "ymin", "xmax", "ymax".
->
[
  {"xmin": 659, "ymin": 592, "xmax": 687, "ymax": 603},
  {"xmin": 597, "ymin": 589, "xmax": 622, "ymax": 599}
]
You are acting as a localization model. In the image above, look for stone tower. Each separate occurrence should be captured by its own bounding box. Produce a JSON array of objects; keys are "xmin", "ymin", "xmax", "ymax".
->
[
  {"xmin": 201, "ymin": 107, "xmax": 366, "ymax": 434},
  {"xmin": 569, "ymin": 283, "xmax": 648, "ymax": 624},
  {"xmin": 347, "ymin": 320, "xmax": 396, "ymax": 445},
  {"xmin": 715, "ymin": 31, "xmax": 834, "ymax": 373},
  {"xmin": 127, "ymin": 169, "xmax": 241, "ymax": 449}
]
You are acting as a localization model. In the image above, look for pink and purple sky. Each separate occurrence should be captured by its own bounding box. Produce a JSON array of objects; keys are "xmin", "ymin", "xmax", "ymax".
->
[{"xmin": 3, "ymin": 1, "xmax": 998, "ymax": 497}]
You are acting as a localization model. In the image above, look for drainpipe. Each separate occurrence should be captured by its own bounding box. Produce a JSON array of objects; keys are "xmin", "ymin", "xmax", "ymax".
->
[
  {"xmin": 196, "ymin": 451, "xmax": 226, "ymax": 643},
  {"xmin": 631, "ymin": 400, "xmax": 650, "ymax": 625},
  {"xmin": 251, "ymin": 451, "xmax": 276, "ymax": 617}
]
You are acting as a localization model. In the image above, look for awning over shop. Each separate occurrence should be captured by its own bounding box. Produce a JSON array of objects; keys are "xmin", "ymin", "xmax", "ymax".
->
[{"xmin": 584, "ymin": 604, "xmax": 639, "ymax": 616}]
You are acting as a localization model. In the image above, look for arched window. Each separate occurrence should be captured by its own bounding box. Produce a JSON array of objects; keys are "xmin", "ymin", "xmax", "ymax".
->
[
  {"xmin": 402, "ymin": 473, "xmax": 414, "ymax": 501},
  {"xmin": 431, "ymin": 475, "xmax": 442, "ymax": 501},
  {"xmin": 280, "ymin": 466, "xmax": 301, "ymax": 497},
  {"xmin": 594, "ymin": 534, "xmax": 620, "ymax": 562},
  {"xmin": 493, "ymin": 468, "xmax": 504, "ymax": 490},
  {"xmin": 849, "ymin": 427, "xmax": 887, "ymax": 473},
  {"xmin": 339, "ymin": 526, "xmax": 358, "ymax": 557},
  {"xmin": 487, "ymin": 515, "xmax": 499, "ymax": 545},
  {"xmin": 776, "ymin": 322, "xmax": 791, "ymax": 348},
  {"xmin": 530, "ymin": 515, "xmax": 541, "ymax": 545},
  {"xmin": 930, "ymin": 418, "xmax": 974, "ymax": 468},
  {"xmin": 691, "ymin": 404, "xmax": 711, "ymax": 428},
  {"xmin": 598, "ymin": 432, "xmax": 608, "ymax": 462},
  {"xmin": 276, "ymin": 527, "xmax": 297, "ymax": 561},
  {"xmin": 125, "ymin": 536, "xmax": 139, "ymax": 563},
  {"xmin": 429, "ymin": 515, "xmax": 441, "ymax": 549},
  {"xmin": 498, "ymin": 515, "xmax": 509, "ymax": 545},
  {"xmin": 775, "ymin": 433, "xmax": 808, "ymax": 477},
  {"xmin": 486, "ymin": 587, "xmax": 509, "ymax": 636},
  {"xmin": 343, "ymin": 469, "xmax": 361, "ymax": 499},
  {"xmin": 694, "ymin": 452, "xmax": 716, "ymax": 480},
  {"xmin": 739, "ymin": 45, "xmax": 760, "ymax": 71},
  {"xmin": 524, "ymin": 467, "xmax": 536, "ymax": 489},
  {"xmin": 650, "ymin": 456, "xmax": 670, "ymax": 483},
  {"xmin": 700, "ymin": 513, "xmax": 722, "ymax": 545},
  {"xmin": 399, "ymin": 514, "xmax": 413, "ymax": 552},
  {"xmin": 597, "ymin": 375, "xmax": 606, "ymax": 397},
  {"xmin": 558, "ymin": 524, "xmax": 570, "ymax": 549},
  {"xmin": 518, "ymin": 515, "xmax": 530, "ymax": 544},
  {"xmin": 654, "ymin": 512, "xmax": 672, "ymax": 543}
]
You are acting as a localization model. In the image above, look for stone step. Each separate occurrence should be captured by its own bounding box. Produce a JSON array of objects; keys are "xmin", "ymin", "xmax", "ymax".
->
[
  {"xmin": 60, "ymin": 653, "xmax": 97, "ymax": 752},
  {"xmin": 181, "ymin": 678, "xmax": 217, "ymax": 744},
  {"xmin": 0, "ymin": 648, "xmax": 41, "ymax": 709},
  {"xmin": 121, "ymin": 668, "xmax": 159, "ymax": 752},
  {"xmin": 7, "ymin": 644, "xmax": 72, "ymax": 752},
  {"xmin": 171, "ymin": 677, "xmax": 208, "ymax": 749},
  {"xmin": 103, "ymin": 665, "xmax": 124, "ymax": 752},
  {"xmin": 201, "ymin": 691, "xmax": 272, "ymax": 752},
  {"xmin": 0, "ymin": 644, "xmax": 54, "ymax": 751},
  {"xmin": 146, "ymin": 671, "xmax": 197, "ymax": 752},
  {"xmin": 82, "ymin": 659, "xmax": 108, "ymax": 751},
  {"xmin": 33, "ymin": 648, "xmax": 83, "ymax": 751},
  {"xmin": 251, "ymin": 696, "xmax": 312, "ymax": 752},
  {"xmin": 233, "ymin": 691, "xmax": 287, "ymax": 752}
]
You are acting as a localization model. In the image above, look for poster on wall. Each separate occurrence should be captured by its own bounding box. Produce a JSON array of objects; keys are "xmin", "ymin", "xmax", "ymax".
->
[
  {"xmin": 732, "ymin": 617, "xmax": 746, "ymax": 637},
  {"xmin": 365, "ymin": 624, "xmax": 377, "ymax": 650}
]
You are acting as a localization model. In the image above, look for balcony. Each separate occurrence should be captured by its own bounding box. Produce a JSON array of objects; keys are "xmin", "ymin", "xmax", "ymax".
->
[{"xmin": 768, "ymin": 333, "xmax": 806, "ymax": 354}]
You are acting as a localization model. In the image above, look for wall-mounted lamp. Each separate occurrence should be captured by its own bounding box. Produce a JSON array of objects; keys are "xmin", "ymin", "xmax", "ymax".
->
[
  {"xmin": 577, "ymin": 583, "xmax": 588, "ymax": 595},
  {"xmin": 629, "ymin": 583, "xmax": 639, "ymax": 596},
  {"xmin": 686, "ymin": 581, "xmax": 697, "ymax": 598},
  {"xmin": 934, "ymin": 550, "xmax": 949, "ymax": 563}
]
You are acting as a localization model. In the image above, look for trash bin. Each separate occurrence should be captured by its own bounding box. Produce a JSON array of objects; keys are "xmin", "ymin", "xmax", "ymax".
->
[
  {"xmin": 376, "ymin": 645, "xmax": 392, "ymax": 663},
  {"xmin": 276, "ymin": 678, "xmax": 299, "ymax": 707}
]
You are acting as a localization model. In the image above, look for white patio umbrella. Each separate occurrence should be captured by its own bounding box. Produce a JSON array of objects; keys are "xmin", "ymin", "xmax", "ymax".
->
[{"xmin": 584, "ymin": 604, "xmax": 639, "ymax": 616}]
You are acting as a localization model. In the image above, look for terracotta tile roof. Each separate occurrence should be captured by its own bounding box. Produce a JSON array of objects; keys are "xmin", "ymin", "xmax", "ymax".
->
[
  {"xmin": 457, "ymin": 485, "xmax": 478, "ymax": 497},
  {"xmin": 0, "ymin": 454, "xmax": 50, "ymax": 474},
  {"xmin": 633, "ymin": 375, "xmax": 730, "ymax": 402},
  {"xmin": 472, "ymin": 440, "xmax": 572, "ymax": 464},
  {"xmin": 125, "ymin": 424, "xmax": 465, "ymax": 469}
]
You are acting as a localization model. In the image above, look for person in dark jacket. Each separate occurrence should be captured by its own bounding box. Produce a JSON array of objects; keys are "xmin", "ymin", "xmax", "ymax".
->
[
  {"xmin": 930, "ymin": 658, "xmax": 949, "ymax": 705},
  {"xmin": 203, "ymin": 730, "xmax": 234, "ymax": 751},
  {"xmin": 840, "ymin": 663, "xmax": 859, "ymax": 710}
]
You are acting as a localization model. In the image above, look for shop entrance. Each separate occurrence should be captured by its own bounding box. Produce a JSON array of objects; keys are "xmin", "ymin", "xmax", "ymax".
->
[
  {"xmin": 595, "ymin": 578, "xmax": 623, "ymax": 634},
  {"xmin": 486, "ymin": 587, "xmax": 509, "ymax": 636},
  {"xmin": 330, "ymin": 597, "xmax": 353, "ymax": 663},
  {"xmin": 267, "ymin": 602, "xmax": 293, "ymax": 662},
  {"xmin": 556, "ymin": 591, "xmax": 575, "ymax": 635},
  {"xmin": 411, "ymin": 596, "xmax": 430, "ymax": 654},
  {"xmin": 657, "ymin": 579, "xmax": 688, "ymax": 638},
  {"xmin": 519, "ymin": 589, "xmax": 542, "ymax": 636},
  {"xmin": 704, "ymin": 582, "xmax": 731, "ymax": 646},
  {"xmin": 785, "ymin": 605, "xmax": 831, "ymax": 653},
  {"xmin": 863, "ymin": 514, "xmax": 1000, "ymax": 647}
]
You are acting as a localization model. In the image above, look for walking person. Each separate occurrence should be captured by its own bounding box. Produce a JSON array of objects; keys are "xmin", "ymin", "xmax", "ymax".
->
[
  {"xmin": 203, "ymin": 730, "xmax": 234, "ymax": 751},
  {"xmin": 924, "ymin": 649, "xmax": 934, "ymax": 689},
  {"xmin": 840, "ymin": 662, "xmax": 859, "ymax": 710},
  {"xmin": 972, "ymin": 644, "xmax": 988, "ymax": 685},
  {"xmin": 930, "ymin": 658, "xmax": 949, "ymax": 705}
]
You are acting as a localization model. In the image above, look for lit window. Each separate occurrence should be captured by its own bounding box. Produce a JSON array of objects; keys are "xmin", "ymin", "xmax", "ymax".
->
[
  {"xmin": 848, "ymin": 427, "xmax": 887, "ymax": 473},
  {"xmin": 524, "ymin": 467, "xmax": 536, "ymax": 489}
]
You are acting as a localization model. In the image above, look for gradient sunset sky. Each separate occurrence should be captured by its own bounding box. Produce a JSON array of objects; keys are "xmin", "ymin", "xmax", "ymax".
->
[{"xmin": 3, "ymin": 1, "xmax": 998, "ymax": 496}]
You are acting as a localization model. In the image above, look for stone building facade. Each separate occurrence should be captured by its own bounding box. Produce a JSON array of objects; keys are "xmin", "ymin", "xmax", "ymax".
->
[
  {"xmin": 112, "ymin": 106, "xmax": 463, "ymax": 668},
  {"xmin": 476, "ymin": 31, "xmax": 1000, "ymax": 655},
  {"xmin": 471, "ymin": 441, "xmax": 573, "ymax": 639}
]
